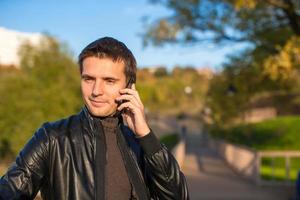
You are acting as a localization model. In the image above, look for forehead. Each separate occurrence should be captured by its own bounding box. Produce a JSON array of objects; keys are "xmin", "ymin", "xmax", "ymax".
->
[{"xmin": 82, "ymin": 56, "xmax": 126, "ymax": 77}]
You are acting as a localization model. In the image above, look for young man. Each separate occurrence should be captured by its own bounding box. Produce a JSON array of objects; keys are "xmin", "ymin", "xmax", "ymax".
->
[{"xmin": 0, "ymin": 37, "xmax": 189, "ymax": 200}]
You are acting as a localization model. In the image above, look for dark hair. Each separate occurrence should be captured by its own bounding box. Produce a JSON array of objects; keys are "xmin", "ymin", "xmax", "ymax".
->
[{"xmin": 78, "ymin": 37, "xmax": 136, "ymax": 84}]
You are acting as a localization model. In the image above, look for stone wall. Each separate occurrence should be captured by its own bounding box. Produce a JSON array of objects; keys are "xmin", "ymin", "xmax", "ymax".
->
[{"xmin": 208, "ymin": 138, "xmax": 258, "ymax": 182}]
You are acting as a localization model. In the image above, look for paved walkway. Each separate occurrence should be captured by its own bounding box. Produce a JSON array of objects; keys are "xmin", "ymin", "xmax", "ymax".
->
[{"xmin": 182, "ymin": 131, "xmax": 295, "ymax": 200}]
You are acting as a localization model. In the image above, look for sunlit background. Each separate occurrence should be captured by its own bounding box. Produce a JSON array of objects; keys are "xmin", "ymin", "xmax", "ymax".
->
[
  {"xmin": 0, "ymin": 0, "xmax": 242, "ymax": 69},
  {"xmin": 1, "ymin": 0, "xmax": 300, "ymax": 199}
]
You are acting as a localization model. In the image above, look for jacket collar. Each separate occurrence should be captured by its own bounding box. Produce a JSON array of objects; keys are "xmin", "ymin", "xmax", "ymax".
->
[
  {"xmin": 81, "ymin": 106, "xmax": 123, "ymax": 133},
  {"xmin": 82, "ymin": 106, "xmax": 96, "ymax": 132}
]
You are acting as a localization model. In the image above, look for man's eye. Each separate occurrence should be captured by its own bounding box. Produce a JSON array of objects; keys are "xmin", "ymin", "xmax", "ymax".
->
[
  {"xmin": 83, "ymin": 77, "xmax": 93, "ymax": 82},
  {"xmin": 107, "ymin": 80, "xmax": 116, "ymax": 84}
]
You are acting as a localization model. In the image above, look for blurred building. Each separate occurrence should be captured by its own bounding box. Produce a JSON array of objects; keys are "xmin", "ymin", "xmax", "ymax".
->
[{"xmin": 0, "ymin": 27, "xmax": 43, "ymax": 67}]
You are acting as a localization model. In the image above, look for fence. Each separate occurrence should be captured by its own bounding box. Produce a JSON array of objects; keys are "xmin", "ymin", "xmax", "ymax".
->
[
  {"xmin": 208, "ymin": 138, "xmax": 300, "ymax": 186},
  {"xmin": 256, "ymin": 151, "xmax": 300, "ymax": 186}
]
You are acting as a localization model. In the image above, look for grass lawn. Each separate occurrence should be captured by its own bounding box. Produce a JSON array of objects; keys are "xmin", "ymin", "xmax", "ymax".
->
[
  {"xmin": 210, "ymin": 115, "xmax": 300, "ymax": 182},
  {"xmin": 261, "ymin": 166, "xmax": 299, "ymax": 181},
  {"xmin": 261, "ymin": 157, "xmax": 300, "ymax": 181},
  {"xmin": 160, "ymin": 133, "xmax": 180, "ymax": 150}
]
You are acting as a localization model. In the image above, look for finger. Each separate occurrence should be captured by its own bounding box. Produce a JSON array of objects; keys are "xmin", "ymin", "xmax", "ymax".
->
[
  {"xmin": 117, "ymin": 102, "xmax": 138, "ymax": 114},
  {"xmin": 132, "ymin": 83, "xmax": 136, "ymax": 90},
  {"xmin": 116, "ymin": 94, "xmax": 140, "ymax": 107},
  {"xmin": 119, "ymin": 88, "xmax": 137, "ymax": 95},
  {"xmin": 119, "ymin": 88, "xmax": 143, "ymax": 105}
]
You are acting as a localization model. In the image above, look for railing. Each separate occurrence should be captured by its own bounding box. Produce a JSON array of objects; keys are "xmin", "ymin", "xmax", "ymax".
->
[
  {"xmin": 208, "ymin": 138, "xmax": 300, "ymax": 186},
  {"xmin": 256, "ymin": 151, "xmax": 300, "ymax": 186}
]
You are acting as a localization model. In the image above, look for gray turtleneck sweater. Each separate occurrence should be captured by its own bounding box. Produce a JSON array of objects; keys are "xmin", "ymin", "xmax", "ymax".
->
[{"xmin": 100, "ymin": 117, "xmax": 132, "ymax": 200}]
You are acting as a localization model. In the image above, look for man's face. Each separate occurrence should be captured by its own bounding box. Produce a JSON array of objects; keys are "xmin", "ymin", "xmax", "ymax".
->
[{"xmin": 81, "ymin": 56, "xmax": 127, "ymax": 117}]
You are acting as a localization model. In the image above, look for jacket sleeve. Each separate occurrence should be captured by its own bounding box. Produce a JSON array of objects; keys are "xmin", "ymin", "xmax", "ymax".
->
[
  {"xmin": 138, "ymin": 131, "xmax": 189, "ymax": 200},
  {"xmin": 0, "ymin": 124, "xmax": 50, "ymax": 200}
]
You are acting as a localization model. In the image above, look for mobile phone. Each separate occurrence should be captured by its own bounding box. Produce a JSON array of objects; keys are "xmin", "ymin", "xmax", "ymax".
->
[{"xmin": 114, "ymin": 76, "xmax": 136, "ymax": 116}]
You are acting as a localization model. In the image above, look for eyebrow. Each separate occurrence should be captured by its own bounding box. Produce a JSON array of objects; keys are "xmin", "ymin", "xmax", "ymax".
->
[
  {"xmin": 81, "ymin": 74, "xmax": 95, "ymax": 79},
  {"xmin": 81, "ymin": 74, "xmax": 120, "ymax": 81}
]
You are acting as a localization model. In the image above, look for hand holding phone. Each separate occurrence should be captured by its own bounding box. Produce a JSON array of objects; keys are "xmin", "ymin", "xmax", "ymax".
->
[
  {"xmin": 114, "ymin": 77, "xmax": 135, "ymax": 116},
  {"xmin": 115, "ymin": 81, "xmax": 150, "ymax": 137}
]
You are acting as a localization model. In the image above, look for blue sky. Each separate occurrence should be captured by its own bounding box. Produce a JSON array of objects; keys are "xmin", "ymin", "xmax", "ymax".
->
[{"xmin": 0, "ymin": 0, "xmax": 242, "ymax": 70}]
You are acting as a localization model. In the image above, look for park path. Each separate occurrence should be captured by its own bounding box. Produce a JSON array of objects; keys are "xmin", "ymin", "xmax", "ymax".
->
[{"xmin": 181, "ymin": 123, "xmax": 294, "ymax": 200}]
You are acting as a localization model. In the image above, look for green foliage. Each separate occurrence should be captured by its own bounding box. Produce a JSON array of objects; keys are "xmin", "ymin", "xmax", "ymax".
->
[
  {"xmin": 209, "ymin": 115, "xmax": 300, "ymax": 150},
  {"xmin": 261, "ymin": 157, "xmax": 300, "ymax": 181},
  {"xmin": 206, "ymin": 72, "xmax": 247, "ymax": 123},
  {"xmin": 153, "ymin": 66, "xmax": 168, "ymax": 77},
  {"xmin": 137, "ymin": 67, "xmax": 209, "ymax": 114},
  {"xmin": 144, "ymin": 0, "xmax": 300, "ymax": 46},
  {"xmin": 160, "ymin": 133, "xmax": 179, "ymax": 150},
  {"xmin": 264, "ymin": 36, "xmax": 300, "ymax": 81},
  {"xmin": 145, "ymin": 0, "xmax": 300, "ymax": 125},
  {"xmin": 0, "ymin": 36, "xmax": 82, "ymax": 158},
  {"xmin": 206, "ymin": 45, "xmax": 299, "ymax": 124}
]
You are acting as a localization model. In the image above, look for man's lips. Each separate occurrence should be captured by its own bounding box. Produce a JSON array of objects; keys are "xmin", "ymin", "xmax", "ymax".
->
[{"xmin": 89, "ymin": 99, "xmax": 108, "ymax": 107}]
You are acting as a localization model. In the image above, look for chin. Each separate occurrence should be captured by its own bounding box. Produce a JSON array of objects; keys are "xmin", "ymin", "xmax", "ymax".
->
[
  {"xmin": 88, "ymin": 107, "xmax": 115, "ymax": 117},
  {"xmin": 90, "ymin": 110, "xmax": 108, "ymax": 117}
]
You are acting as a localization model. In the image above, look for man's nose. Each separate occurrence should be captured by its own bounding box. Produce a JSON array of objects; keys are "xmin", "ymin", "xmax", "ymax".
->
[{"xmin": 92, "ymin": 80, "xmax": 104, "ymax": 96}]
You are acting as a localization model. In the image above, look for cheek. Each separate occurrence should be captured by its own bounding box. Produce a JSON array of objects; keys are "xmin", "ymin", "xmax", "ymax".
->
[
  {"xmin": 81, "ymin": 83, "xmax": 90, "ymax": 96},
  {"xmin": 106, "ymin": 86, "xmax": 121, "ymax": 100}
]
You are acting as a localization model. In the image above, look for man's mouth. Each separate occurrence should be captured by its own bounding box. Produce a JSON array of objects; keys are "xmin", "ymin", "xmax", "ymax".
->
[{"xmin": 89, "ymin": 99, "xmax": 108, "ymax": 107}]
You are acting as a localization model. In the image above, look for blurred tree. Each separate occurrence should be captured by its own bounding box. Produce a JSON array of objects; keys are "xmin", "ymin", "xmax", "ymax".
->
[
  {"xmin": 263, "ymin": 36, "xmax": 300, "ymax": 81},
  {"xmin": 153, "ymin": 66, "xmax": 168, "ymax": 77},
  {"xmin": 143, "ymin": 0, "xmax": 300, "ymax": 124},
  {"xmin": 206, "ymin": 48, "xmax": 296, "ymax": 124},
  {"xmin": 144, "ymin": 0, "xmax": 300, "ymax": 81},
  {"xmin": 137, "ymin": 65, "xmax": 210, "ymax": 114},
  {"xmin": 0, "ymin": 36, "xmax": 81, "ymax": 158},
  {"xmin": 143, "ymin": 0, "xmax": 300, "ymax": 46},
  {"xmin": 144, "ymin": 0, "xmax": 300, "ymax": 80}
]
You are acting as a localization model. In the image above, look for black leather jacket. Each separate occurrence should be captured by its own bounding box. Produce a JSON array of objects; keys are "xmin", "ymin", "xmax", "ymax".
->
[{"xmin": 0, "ymin": 108, "xmax": 189, "ymax": 200}]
